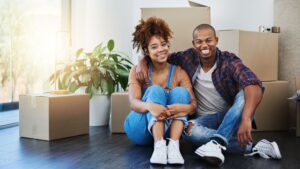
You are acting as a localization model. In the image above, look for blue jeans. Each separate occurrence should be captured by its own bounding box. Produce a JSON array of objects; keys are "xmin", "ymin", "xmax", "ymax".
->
[
  {"xmin": 184, "ymin": 90, "xmax": 252, "ymax": 154},
  {"xmin": 124, "ymin": 85, "xmax": 191, "ymax": 146}
]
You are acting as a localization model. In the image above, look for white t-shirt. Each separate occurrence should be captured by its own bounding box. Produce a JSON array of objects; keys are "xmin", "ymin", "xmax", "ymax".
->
[{"xmin": 194, "ymin": 63, "xmax": 229, "ymax": 116}]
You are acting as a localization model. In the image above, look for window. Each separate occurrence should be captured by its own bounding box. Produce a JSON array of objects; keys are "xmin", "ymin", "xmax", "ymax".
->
[
  {"xmin": 0, "ymin": 0, "xmax": 62, "ymax": 103},
  {"xmin": 0, "ymin": 0, "xmax": 64, "ymax": 128}
]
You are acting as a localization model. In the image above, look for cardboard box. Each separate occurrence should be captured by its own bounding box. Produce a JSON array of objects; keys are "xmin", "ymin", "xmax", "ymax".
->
[
  {"xmin": 217, "ymin": 30, "xmax": 278, "ymax": 81},
  {"xmin": 142, "ymin": 1, "xmax": 210, "ymax": 52},
  {"xmin": 296, "ymin": 76, "xmax": 300, "ymax": 136},
  {"xmin": 254, "ymin": 81, "xmax": 288, "ymax": 131},
  {"xmin": 110, "ymin": 92, "xmax": 130, "ymax": 133},
  {"xmin": 19, "ymin": 93, "xmax": 89, "ymax": 140}
]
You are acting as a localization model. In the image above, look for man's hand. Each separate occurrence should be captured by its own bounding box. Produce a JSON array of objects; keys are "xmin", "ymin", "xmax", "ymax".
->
[
  {"xmin": 237, "ymin": 118, "xmax": 253, "ymax": 147},
  {"xmin": 146, "ymin": 102, "xmax": 167, "ymax": 120},
  {"xmin": 135, "ymin": 57, "xmax": 149, "ymax": 83}
]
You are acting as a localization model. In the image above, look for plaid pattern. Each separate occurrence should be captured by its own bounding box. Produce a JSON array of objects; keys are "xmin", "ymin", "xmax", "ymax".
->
[{"xmin": 168, "ymin": 48, "xmax": 262, "ymax": 105}]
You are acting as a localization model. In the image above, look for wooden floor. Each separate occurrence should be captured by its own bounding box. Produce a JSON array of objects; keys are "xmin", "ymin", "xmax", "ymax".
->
[{"xmin": 0, "ymin": 126, "xmax": 300, "ymax": 169}]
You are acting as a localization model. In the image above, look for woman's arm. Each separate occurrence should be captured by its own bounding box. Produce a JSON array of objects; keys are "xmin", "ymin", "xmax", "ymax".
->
[
  {"xmin": 167, "ymin": 67, "xmax": 197, "ymax": 118},
  {"xmin": 128, "ymin": 67, "xmax": 167, "ymax": 119}
]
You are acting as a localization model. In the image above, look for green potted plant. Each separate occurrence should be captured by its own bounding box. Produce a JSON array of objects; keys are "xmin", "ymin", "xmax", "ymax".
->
[
  {"xmin": 49, "ymin": 39, "xmax": 133, "ymax": 126},
  {"xmin": 49, "ymin": 39, "xmax": 133, "ymax": 96}
]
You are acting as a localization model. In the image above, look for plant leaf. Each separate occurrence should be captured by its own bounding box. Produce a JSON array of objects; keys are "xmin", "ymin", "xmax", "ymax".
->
[
  {"xmin": 102, "ymin": 60, "xmax": 116, "ymax": 67},
  {"xmin": 76, "ymin": 48, "xmax": 84, "ymax": 58},
  {"xmin": 91, "ymin": 67, "xmax": 100, "ymax": 88},
  {"xmin": 69, "ymin": 81, "xmax": 79, "ymax": 92},
  {"xmin": 109, "ymin": 54, "xmax": 119, "ymax": 62},
  {"xmin": 85, "ymin": 85, "xmax": 93, "ymax": 98},
  {"xmin": 115, "ymin": 69, "xmax": 129, "ymax": 91},
  {"xmin": 49, "ymin": 69, "xmax": 62, "ymax": 85},
  {"xmin": 107, "ymin": 39, "xmax": 114, "ymax": 52}
]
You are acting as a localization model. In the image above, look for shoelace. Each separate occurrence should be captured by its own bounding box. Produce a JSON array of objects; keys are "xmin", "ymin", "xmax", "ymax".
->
[
  {"xmin": 210, "ymin": 140, "xmax": 227, "ymax": 151},
  {"xmin": 154, "ymin": 140, "xmax": 165, "ymax": 150},
  {"xmin": 244, "ymin": 149, "xmax": 270, "ymax": 159},
  {"xmin": 244, "ymin": 142, "xmax": 272, "ymax": 159}
]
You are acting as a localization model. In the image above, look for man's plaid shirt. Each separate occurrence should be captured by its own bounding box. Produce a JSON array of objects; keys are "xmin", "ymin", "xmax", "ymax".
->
[{"xmin": 168, "ymin": 47, "xmax": 262, "ymax": 106}]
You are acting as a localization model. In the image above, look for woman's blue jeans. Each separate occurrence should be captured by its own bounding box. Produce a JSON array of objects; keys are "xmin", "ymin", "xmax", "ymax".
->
[
  {"xmin": 183, "ymin": 90, "xmax": 253, "ymax": 154},
  {"xmin": 124, "ymin": 85, "xmax": 191, "ymax": 146}
]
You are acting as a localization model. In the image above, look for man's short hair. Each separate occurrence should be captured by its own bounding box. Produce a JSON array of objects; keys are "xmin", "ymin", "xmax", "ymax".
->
[{"xmin": 192, "ymin": 24, "xmax": 216, "ymax": 39}]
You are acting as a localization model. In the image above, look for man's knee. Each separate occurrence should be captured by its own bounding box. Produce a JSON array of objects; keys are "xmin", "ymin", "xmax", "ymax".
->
[
  {"xmin": 183, "ymin": 122, "xmax": 211, "ymax": 146},
  {"xmin": 185, "ymin": 121, "xmax": 194, "ymax": 134},
  {"xmin": 234, "ymin": 90, "xmax": 245, "ymax": 108}
]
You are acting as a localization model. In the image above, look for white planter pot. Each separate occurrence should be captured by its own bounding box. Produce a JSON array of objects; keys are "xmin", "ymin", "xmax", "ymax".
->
[{"xmin": 89, "ymin": 94, "xmax": 111, "ymax": 126}]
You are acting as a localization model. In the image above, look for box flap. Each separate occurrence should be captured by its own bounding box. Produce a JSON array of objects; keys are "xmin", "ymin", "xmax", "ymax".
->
[
  {"xmin": 188, "ymin": 0, "xmax": 208, "ymax": 7},
  {"xmin": 218, "ymin": 29, "xmax": 240, "ymax": 32},
  {"xmin": 21, "ymin": 93, "xmax": 87, "ymax": 98}
]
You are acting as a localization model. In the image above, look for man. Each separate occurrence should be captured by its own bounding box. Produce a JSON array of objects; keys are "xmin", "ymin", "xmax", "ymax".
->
[{"xmin": 136, "ymin": 24, "xmax": 281, "ymax": 166}]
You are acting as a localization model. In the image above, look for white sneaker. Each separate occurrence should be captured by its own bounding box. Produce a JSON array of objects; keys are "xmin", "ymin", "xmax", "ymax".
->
[
  {"xmin": 245, "ymin": 139, "xmax": 282, "ymax": 159},
  {"xmin": 150, "ymin": 139, "xmax": 167, "ymax": 164},
  {"xmin": 195, "ymin": 140, "xmax": 226, "ymax": 166},
  {"xmin": 167, "ymin": 139, "xmax": 184, "ymax": 164}
]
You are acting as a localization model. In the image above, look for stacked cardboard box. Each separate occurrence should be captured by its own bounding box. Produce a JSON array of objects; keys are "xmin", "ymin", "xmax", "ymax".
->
[
  {"xmin": 218, "ymin": 30, "xmax": 289, "ymax": 131},
  {"xmin": 142, "ymin": 6, "xmax": 210, "ymax": 52}
]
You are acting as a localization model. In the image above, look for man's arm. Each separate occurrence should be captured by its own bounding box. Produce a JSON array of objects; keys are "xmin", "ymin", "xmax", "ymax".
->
[
  {"xmin": 135, "ymin": 48, "xmax": 195, "ymax": 82},
  {"xmin": 135, "ymin": 57, "xmax": 149, "ymax": 83},
  {"xmin": 237, "ymin": 85, "xmax": 263, "ymax": 147},
  {"xmin": 229, "ymin": 56, "xmax": 263, "ymax": 147}
]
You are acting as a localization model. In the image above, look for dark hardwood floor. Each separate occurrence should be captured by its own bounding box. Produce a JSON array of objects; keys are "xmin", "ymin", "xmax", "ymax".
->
[{"xmin": 0, "ymin": 126, "xmax": 299, "ymax": 169}]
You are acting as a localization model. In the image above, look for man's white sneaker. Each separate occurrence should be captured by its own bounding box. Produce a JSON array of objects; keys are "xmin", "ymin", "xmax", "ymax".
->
[
  {"xmin": 245, "ymin": 139, "xmax": 282, "ymax": 159},
  {"xmin": 167, "ymin": 139, "xmax": 184, "ymax": 164},
  {"xmin": 195, "ymin": 140, "xmax": 226, "ymax": 166},
  {"xmin": 150, "ymin": 139, "xmax": 167, "ymax": 165}
]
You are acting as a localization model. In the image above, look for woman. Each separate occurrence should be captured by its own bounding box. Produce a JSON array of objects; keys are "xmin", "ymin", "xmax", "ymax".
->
[{"xmin": 124, "ymin": 17, "xmax": 196, "ymax": 165}]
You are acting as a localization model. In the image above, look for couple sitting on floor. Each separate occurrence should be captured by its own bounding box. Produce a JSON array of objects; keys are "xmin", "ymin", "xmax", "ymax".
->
[{"xmin": 123, "ymin": 17, "xmax": 282, "ymax": 166}]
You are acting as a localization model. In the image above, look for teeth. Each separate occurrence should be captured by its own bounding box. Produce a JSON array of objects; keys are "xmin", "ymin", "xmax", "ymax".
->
[{"xmin": 202, "ymin": 50, "xmax": 209, "ymax": 54}]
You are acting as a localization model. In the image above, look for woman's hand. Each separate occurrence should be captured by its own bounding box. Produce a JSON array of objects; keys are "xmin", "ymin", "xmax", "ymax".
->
[
  {"xmin": 166, "ymin": 104, "xmax": 193, "ymax": 119},
  {"xmin": 146, "ymin": 102, "xmax": 168, "ymax": 120}
]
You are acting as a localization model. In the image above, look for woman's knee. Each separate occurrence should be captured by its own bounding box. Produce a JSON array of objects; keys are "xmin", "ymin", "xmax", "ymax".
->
[
  {"xmin": 146, "ymin": 85, "xmax": 165, "ymax": 94},
  {"xmin": 144, "ymin": 85, "xmax": 167, "ymax": 105},
  {"xmin": 169, "ymin": 87, "xmax": 191, "ymax": 104}
]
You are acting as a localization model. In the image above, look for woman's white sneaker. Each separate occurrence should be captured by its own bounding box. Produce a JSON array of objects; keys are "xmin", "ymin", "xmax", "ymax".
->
[
  {"xmin": 150, "ymin": 139, "xmax": 167, "ymax": 164},
  {"xmin": 167, "ymin": 139, "xmax": 184, "ymax": 164}
]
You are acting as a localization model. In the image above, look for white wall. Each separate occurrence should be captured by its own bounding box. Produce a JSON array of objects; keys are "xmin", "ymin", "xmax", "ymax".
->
[
  {"xmin": 72, "ymin": 0, "xmax": 135, "ymax": 59},
  {"xmin": 194, "ymin": 0, "xmax": 274, "ymax": 31},
  {"xmin": 71, "ymin": 0, "xmax": 274, "ymax": 63}
]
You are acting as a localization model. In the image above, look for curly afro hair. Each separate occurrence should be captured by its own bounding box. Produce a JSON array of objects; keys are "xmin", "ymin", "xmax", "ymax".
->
[{"xmin": 132, "ymin": 17, "xmax": 173, "ymax": 57}]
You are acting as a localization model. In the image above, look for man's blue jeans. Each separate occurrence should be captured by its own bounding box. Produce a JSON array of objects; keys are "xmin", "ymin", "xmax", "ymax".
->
[
  {"xmin": 184, "ymin": 90, "xmax": 252, "ymax": 154},
  {"xmin": 124, "ymin": 85, "xmax": 191, "ymax": 146}
]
